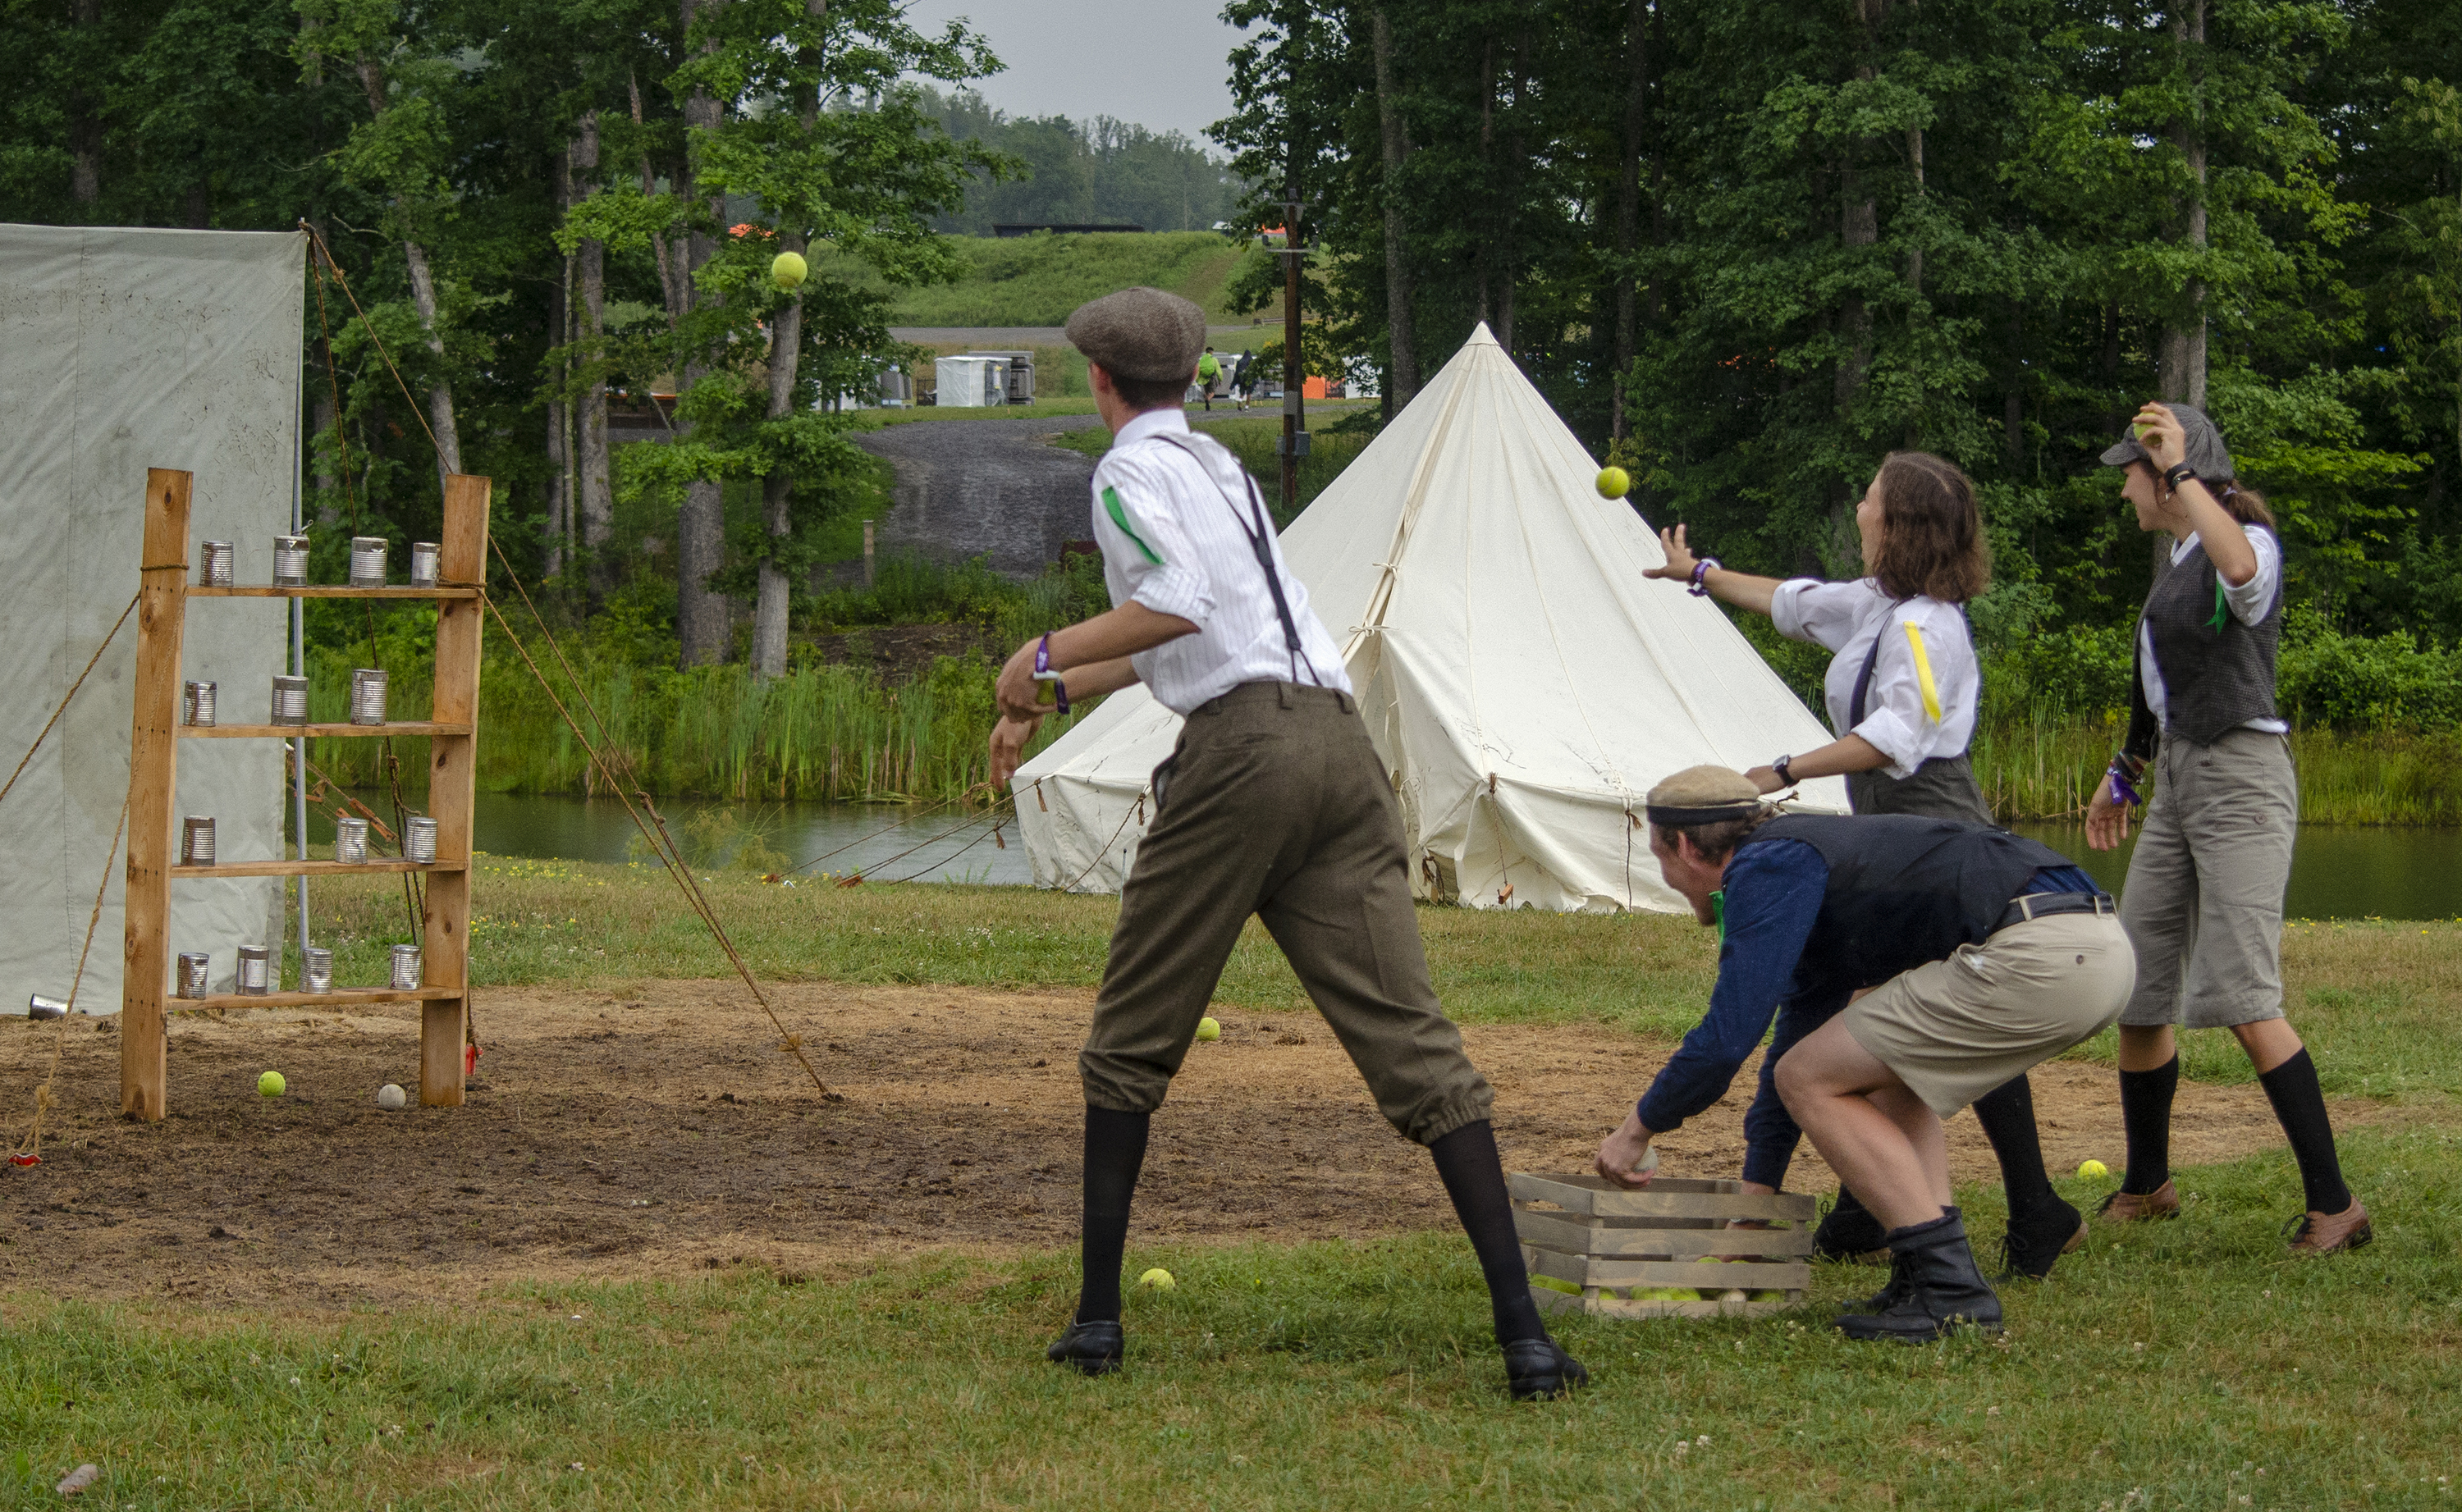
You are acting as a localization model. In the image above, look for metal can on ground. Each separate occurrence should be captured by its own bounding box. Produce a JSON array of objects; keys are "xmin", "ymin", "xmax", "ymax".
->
[
  {"xmin": 198, "ymin": 541, "xmax": 234, "ymax": 587},
  {"xmin": 350, "ymin": 536, "xmax": 387, "ymax": 587},
  {"xmin": 390, "ymin": 943, "xmax": 422, "ymax": 991},
  {"xmin": 271, "ymin": 674, "xmax": 309, "ymax": 726},
  {"xmin": 176, "ymin": 952, "xmax": 210, "ymax": 999},
  {"xmin": 273, "ymin": 533, "xmax": 311, "ymax": 587},
  {"xmin": 405, "ymin": 815, "xmax": 437, "ymax": 863},
  {"xmin": 349, "ymin": 667, "xmax": 388, "ymax": 725},
  {"xmin": 181, "ymin": 815, "xmax": 215, "ymax": 866},
  {"xmin": 303, "ymin": 946, "xmax": 333, "ymax": 994},
  {"xmin": 335, "ymin": 816, "xmax": 368, "ymax": 864},
  {"xmin": 410, "ymin": 541, "xmax": 440, "ymax": 587},
  {"xmin": 236, "ymin": 946, "xmax": 270, "ymax": 995},
  {"xmin": 27, "ymin": 995, "xmax": 66, "ymax": 1021},
  {"xmin": 182, "ymin": 680, "xmax": 217, "ymax": 728}
]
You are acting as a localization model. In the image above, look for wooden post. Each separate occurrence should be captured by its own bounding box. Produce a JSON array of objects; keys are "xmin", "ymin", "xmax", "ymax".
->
[
  {"xmin": 419, "ymin": 473, "xmax": 488, "ymax": 1107},
  {"xmin": 121, "ymin": 468, "xmax": 191, "ymax": 1121},
  {"xmin": 862, "ymin": 518, "xmax": 876, "ymax": 587}
]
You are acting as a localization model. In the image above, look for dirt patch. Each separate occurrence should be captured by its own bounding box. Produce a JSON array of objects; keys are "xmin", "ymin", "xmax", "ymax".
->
[
  {"xmin": 802, "ymin": 623, "xmax": 1003, "ymax": 683},
  {"xmin": 0, "ymin": 984, "xmax": 2405, "ymax": 1309}
]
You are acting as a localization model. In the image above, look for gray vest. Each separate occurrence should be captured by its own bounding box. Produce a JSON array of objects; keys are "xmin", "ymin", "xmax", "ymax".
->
[{"xmin": 2124, "ymin": 528, "xmax": 2282, "ymax": 752}]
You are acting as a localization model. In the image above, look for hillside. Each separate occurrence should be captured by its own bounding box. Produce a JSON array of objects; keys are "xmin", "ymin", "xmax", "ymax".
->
[{"xmin": 876, "ymin": 231, "xmax": 1265, "ymax": 327}]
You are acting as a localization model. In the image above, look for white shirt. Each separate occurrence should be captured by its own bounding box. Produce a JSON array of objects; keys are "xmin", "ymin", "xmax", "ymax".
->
[
  {"xmin": 2138, "ymin": 524, "xmax": 2288, "ymax": 735},
  {"xmin": 1769, "ymin": 578, "xmax": 1979, "ymax": 780},
  {"xmin": 1089, "ymin": 408, "xmax": 1352, "ymax": 715}
]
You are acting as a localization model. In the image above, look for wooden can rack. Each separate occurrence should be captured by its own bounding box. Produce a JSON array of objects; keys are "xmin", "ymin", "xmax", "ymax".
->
[
  {"xmin": 120, "ymin": 467, "xmax": 489, "ymax": 1121},
  {"xmin": 1511, "ymin": 1172, "xmax": 1817, "ymax": 1319}
]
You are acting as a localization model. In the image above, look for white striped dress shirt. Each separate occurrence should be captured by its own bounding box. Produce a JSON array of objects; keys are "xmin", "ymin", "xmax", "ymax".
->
[{"xmin": 1087, "ymin": 408, "xmax": 1352, "ymax": 715}]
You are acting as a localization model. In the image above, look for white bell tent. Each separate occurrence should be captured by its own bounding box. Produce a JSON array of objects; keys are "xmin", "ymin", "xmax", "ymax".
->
[{"xmin": 1013, "ymin": 323, "xmax": 1846, "ymax": 912}]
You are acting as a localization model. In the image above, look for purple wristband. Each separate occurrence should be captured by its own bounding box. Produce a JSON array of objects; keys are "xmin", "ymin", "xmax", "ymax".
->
[{"xmin": 1687, "ymin": 557, "xmax": 1722, "ymax": 597}]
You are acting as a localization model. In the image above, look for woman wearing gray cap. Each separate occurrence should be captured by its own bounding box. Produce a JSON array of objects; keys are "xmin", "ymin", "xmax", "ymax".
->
[{"xmin": 2086, "ymin": 400, "xmax": 2368, "ymax": 1255}]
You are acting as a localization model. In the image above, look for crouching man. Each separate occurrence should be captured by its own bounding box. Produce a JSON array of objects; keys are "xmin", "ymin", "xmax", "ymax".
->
[{"xmin": 1595, "ymin": 767, "xmax": 2135, "ymax": 1341}]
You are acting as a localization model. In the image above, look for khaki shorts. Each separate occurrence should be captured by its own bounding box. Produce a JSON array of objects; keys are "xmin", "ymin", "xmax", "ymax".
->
[
  {"xmin": 1843, "ymin": 911, "xmax": 2136, "ymax": 1117},
  {"xmin": 2117, "ymin": 729, "xmax": 2295, "ymax": 1030}
]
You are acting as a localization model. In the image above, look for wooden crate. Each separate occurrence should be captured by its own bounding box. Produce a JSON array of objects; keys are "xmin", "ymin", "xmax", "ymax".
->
[{"xmin": 1511, "ymin": 1172, "xmax": 1818, "ymax": 1319}]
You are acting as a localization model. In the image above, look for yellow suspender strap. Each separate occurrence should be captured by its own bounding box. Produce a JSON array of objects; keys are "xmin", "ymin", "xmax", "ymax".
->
[{"xmin": 1901, "ymin": 620, "xmax": 1943, "ymax": 724}]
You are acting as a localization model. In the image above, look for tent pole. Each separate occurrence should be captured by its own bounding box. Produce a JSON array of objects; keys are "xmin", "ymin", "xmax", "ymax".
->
[{"xmin": 291, "ymin": 404, "xmax": 309, "ymax": 960}]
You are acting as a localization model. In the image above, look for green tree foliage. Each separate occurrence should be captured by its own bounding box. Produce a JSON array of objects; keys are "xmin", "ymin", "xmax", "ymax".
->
[{"xmin": 916, "ymin": 85, "xmax": 1244, "ymax": 234}]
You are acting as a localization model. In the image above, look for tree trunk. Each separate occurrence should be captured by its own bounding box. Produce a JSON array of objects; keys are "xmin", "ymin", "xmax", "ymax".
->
[
  {"xmin": 1903, "ymin": 122, "xmax": 1924, "ymax": 293},
  {"xmin": 356, "ymin": 57, "xmax": 464, "ymax": 486},
  {"xmin": 1611, "ymin": 0, "xmax": 1650, "ymax": 438},
  {"xmin": 547, "ymin": 145, "xmax": 572, "ymax": 582},
  {"xmin": 2158, "ymin": 0, "xmax": 2208, "ymax": 410},
  {"xmin": 69, "ymin": 0, "xmax": 102, "ymax": 206},
  {"xmin": 1475, "ymin": 35, "xmax": 1495, "ymax": 326},
  {"xmin": 753, "ymin": 231, "xmax": 808, "ymax": 679},
  {"xmin": 1495, "ymin": 29, "xmax": 1527, "ymax": 354},
  {"xmin": 675, "ymin": 0, "xmax": 732, "ymax": 668},
  {"xmin": 1370, "ymin": 8, "xmax": 1419, "ymax": 408},
  {"xmin": 575, "ymin": 111, "xmax": 614, "ymax": 600},
  {"xmin": 631, "ymin": 71, "xmax": 686, "ymax": 328}
]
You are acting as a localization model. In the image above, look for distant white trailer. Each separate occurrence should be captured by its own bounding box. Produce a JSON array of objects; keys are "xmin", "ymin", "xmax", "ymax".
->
[{"xmin": 933, "ymin": 355, "xmax": 1008, "ymax": 408}]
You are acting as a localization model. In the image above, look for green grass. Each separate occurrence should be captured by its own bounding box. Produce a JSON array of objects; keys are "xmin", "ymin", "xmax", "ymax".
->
[
  {"xmin": 292, "ymin": 862, "xmax": 2462, "ymax": 1102},
  {"xmin": 858, "ymin": 231, "xmax": 1247, "ymax": 327},
  {"xmin": 1972, "ymin": 719, "xmax": 2462, "ymax": 825},
  {"xmin": 7, "ymin": 1126, "xmax": 2457, "ymax": 1509}
]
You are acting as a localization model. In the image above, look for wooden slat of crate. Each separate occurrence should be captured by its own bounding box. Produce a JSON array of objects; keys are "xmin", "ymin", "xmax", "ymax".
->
[
  {"xmin": 1522, "ymin": 1246, "xmax": 1806, "ymax": 1291},
  {"xmin": 1531, "ymin": 1286, "xmax": 1805, "ymax": 1321},
  {"xmin": 1511, "ymin": 1207, "xmax": 1816, "ymax": 1258},
  {"xmin": 1510, "ymin": 1171, "xmax": 1819, "ymax": 1222}
]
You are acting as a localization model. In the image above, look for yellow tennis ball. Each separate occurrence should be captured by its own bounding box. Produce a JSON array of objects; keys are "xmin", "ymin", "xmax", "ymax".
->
[
  {"xmin": 1195, "ymin": 1016, "xmax": 1221, "ymax": 1042},
  {"xmin": 770, "ymin": 251, "xmax": 808, "ymax": 291},
  {"xmin": 258, "ymin": 1070, "xmax": 286, "ymax": 1098},
  {"xmin": 1595, "ymin": 465, "xmax": 1631, "ymax": 499},
  {"xmin": 2078, "ymin": 1158, "xmax": 2109, "ymax": 1180},
  {"xmin": 1137, "ymin": 1268, "xmax": 1175, "ymax": 1291},
  {"xmin": 1630, "ymin": 1286, "xmax": 1697, "ymax": 1302}
]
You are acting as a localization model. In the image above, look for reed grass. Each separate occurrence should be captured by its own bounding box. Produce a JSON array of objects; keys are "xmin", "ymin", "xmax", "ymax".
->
[{"xmin": 1972, "ymin": 718, "xmax": 2462, "ymax": 825}]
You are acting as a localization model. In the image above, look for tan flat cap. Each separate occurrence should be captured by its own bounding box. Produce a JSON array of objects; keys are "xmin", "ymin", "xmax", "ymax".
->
[
  {"xmin": 1644, "ymin": 765, "xmax": 1765, "ymax": 825},
  {"xmin": 1065, "ymin": 286, "xmax": 1207, "ymax": 382}
]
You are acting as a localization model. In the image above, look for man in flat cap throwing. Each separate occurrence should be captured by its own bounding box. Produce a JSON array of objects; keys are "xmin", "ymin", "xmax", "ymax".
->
[
  {"xmin": 1596, "ymin": 767, "xmax": 2135, "ymax": 1341},
  {"xmin": 986, "ymin": 286, "xmax": 1586, "ymax": 1400}
]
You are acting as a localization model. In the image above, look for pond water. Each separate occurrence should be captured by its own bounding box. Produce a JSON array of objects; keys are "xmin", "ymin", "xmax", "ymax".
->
[{"xmin": 317, "ymin": 793, "xmax": 2462, "ymax": 919}]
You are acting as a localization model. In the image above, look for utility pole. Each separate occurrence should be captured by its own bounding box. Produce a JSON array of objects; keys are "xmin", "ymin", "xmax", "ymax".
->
[{"xmin": 1278, "ymin": 184, "xmax": 1307, "ymax": 518}]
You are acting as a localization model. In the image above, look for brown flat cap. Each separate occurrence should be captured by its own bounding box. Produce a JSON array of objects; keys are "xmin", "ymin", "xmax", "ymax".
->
[
  {"xmin": 1644, "ymin": 765, "xmax": 1766, "ymax": 826},
  {"xmin": 1065, "ymin": 287, "xmax": 1207, "ymax": 382}
]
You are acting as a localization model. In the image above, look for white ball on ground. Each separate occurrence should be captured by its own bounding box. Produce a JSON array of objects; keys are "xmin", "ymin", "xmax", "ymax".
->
[{"xmin": 377, "ymin": 1083, "xmax": 407, "ymax": 1110}]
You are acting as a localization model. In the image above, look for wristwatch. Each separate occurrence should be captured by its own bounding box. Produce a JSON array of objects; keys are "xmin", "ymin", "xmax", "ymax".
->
[
  {"xmin": 1773, "ymin": 754, "xmax": 1795, "ymax": 787},
  {"xmin": 2162, "ymin": 462, "xmax": 2199, "ymax": 490}
]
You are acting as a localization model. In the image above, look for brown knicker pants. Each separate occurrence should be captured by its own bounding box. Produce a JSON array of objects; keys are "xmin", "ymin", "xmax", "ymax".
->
[{"xmin": 1078, "ymin": 681, "xmax": 1495, "ymax": 1145}]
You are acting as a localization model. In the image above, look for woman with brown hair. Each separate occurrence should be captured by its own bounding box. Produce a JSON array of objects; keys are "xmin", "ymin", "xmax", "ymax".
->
[
  {"xmin": 2086, "ymin": 401, "xmax": 2368, "ymax": 1255},
  {"xmin": 1647, "ymin": 451, "xmax": 2084, "ymax": 1282}
]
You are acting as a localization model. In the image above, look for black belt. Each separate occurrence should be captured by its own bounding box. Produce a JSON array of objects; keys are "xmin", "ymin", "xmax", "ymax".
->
[{"xmin": 1995, "ymin": 891, "xmax": 2116, "ymax": 932}]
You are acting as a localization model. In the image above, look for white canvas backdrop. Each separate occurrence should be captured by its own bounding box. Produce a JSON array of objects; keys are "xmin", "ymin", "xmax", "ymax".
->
[{"xmin": 0, "ymin": 224, "xmax": 304, "ymax": 1010}]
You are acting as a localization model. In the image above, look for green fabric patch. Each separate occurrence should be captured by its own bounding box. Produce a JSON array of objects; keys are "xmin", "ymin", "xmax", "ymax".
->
[{"xmin": 1102, "ymin": 486, "xmax": 1163, "ymax": 564}]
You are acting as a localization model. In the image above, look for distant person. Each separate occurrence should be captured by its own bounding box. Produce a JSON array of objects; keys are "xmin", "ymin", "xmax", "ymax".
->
[
  {"xmin": 1645, "ymin": 454, "xmax": 2084, "ymax": 1283},
  {"xmin": 1196, "ymin": 345, "xmax": 1220, "ymax": 411},
  {"xmin": 1230, "ymin": 348, "xmax": 1256, "ymax": 410},
  {"xmin": 1594, "ymin": 767, "xmax": 2132, "ymax": 1342},
  {"xmin": 985, "ymin": 285, "xmax": 1587, "ymax": 1401},
  {"xmin": 2086, "ymin": 401, "xmax": 2369, "ymax": 1255}
]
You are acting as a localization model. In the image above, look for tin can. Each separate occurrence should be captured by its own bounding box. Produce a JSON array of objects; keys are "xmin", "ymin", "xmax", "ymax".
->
[
  {"xmin": 405, "ymin": 815, "xmax": 438, "ymax": 864},
  {"xmin": 181, "ymin": 815, "xmax": 215, "ymax": 866},
  {"xmin": 198, "ymin": 540, "xmax": 235, "ymax": 587},
  {"xmin": 335, "ymin": 815, "xmax": 369, "ymax": 864},
  {"xmin": 176, "ymin": 952, "xmax": 210, "ymax": 999},
  {"xmin": 273, "ymin": 533, "xmax": 311, "ymax": 587},
  {"xmin": 390, "ymin": 943, "xmax": 422, "ymax": 991},
  {"xmin": 271, "ymin": 674, "xmax": 309, "ymax": 726},
  {"xmin": 303, "ymin": 946, "xmax": 333, "ymax": 994},
  {"xmin": 349, "ymin": 667, "xmax": 388, "ymax": 725},
  {"xmin": 410, "ymin": 541, "xmax": 441, "ymax": 587},
  {"xmin": 182, "ymin": 679, "xmax": 217, "ymax": 728},
  {"xmin": 350, "ymin": 536, "xmax": 388, "ymax": 587},
  {"xmin": 27, "ymin": 995, "xmax": 67, "ymax": 1021},
  {"xmin": 236, "ymin": 946, "xmax": 271, "ymax": 995}
]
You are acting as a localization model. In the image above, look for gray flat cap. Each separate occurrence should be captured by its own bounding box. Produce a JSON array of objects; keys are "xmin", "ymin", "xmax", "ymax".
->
[
  {"xmin": 1065, "ymin": 287, "xmax": 1206, "ymax": 382},
  {"xmin": 2100, "ymin": 402, "xmax": 2235, "ymax": 482}
]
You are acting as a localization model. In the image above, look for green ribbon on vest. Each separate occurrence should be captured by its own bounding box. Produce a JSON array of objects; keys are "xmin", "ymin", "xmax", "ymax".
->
[
  {"xmin": 1710, "ymin": 889, "xmax": 1724, "ymax": 943},
  {"xmin": 2207, "ymin": 576, "xmax": 2229, "ymax": 631}
]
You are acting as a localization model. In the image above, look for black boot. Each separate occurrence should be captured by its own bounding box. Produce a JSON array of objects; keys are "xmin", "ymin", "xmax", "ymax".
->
[
  {"xmin": 1996, "ymin": 1195, "xmax": 2085, "ymax": 1281},
  {"xmin": 1045, "ymin": 1319, "xmax": 1124, "ymax": 1376},
  {"xmin": 1835, "ymin": 1212, "xmax": 2003, "ymax": 1344},
  {"xmin": 1503, "ymin": 1338, "xmax": 1589, "ymax": 1401},
  {"xmin": 1812, "ymin": 1187, "xmax": 1888, "ymax": 1263},
  {"xmin": 1837, "ymin": 1206, "xmax": 1959, "ymax": 1313}
]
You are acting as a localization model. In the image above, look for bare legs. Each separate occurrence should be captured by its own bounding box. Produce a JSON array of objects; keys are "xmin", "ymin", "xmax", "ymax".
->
[
  {"xmin": 2117, "ymin": 1018, "xmax": 2304, "ymax": 1075},
  {"xmin": 1773, "ymin": 1016, "xmax": 1952, "ymax": 1231}
]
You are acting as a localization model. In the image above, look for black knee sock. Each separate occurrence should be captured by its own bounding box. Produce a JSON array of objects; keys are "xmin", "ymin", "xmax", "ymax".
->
[
  {"xmin": 1427, "ymin": 1120, "xmax": 1548, "ymax": 1347},
  {"xmin": 1973, "ymin": 1074, "xmax": 2057, "ymax": 1221},
  {"xmin": 2118, "ymin": 1055, "xmax": 2180, "ymax": 1195},
  {"xmin": 2256, "ymin": 1049, "xmax": 2352, "ymax": 1216},
  {"xmin": 1074, "ymin": 1106, "xmax": 1151, "ymax": 1325}
]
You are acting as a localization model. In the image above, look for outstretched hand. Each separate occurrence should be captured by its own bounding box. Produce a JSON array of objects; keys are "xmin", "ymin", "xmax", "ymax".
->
[{"xmin": 1643, "ymin": 524, "xmax": 1700, "ymax": 583}]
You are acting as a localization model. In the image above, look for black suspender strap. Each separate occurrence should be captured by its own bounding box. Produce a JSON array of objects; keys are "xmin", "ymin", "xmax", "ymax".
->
[{"xmin": 1151, "ymin": 432, "xmax": 1320, "ymax": 687}]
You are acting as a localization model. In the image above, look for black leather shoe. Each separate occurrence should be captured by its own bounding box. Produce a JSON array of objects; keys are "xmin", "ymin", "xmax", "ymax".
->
[
  {"xmin": 1812, "ymin": 1188, "xmax": 1889, "ymax": 1263},
  {"xmin": 1045, "ymin": 1319, "xmax": 1124, "ymax": 1376},
  {"xmin": 1837, "ymin": 1206, "xmax": 1958, "ymax": 1313},
  {"xmin": 1835, "ymin": 1213, "xmax": 2003, "ymax": 1344},
  {"xmin": 1503, "ymin": 1337, "xmax": 1588, "ymax": 1401},
  {"xmin": 1996, "ymin": 1197, "xmax": 2086, "ymax": 1281}
]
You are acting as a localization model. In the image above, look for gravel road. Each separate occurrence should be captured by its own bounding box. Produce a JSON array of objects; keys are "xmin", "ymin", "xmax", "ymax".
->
[{"xmin": 853, "ymin": 413, "xmax": 1110, "ymax": 576}]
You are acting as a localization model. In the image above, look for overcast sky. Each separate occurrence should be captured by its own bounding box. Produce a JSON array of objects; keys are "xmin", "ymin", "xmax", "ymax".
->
[{"xmin": 903, "ymin": 0, "xmax": 1250, "ymax": 147}]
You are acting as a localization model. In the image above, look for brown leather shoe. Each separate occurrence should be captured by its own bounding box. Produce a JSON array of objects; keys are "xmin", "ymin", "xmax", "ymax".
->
[
  {"xmin": 2284, "ymin": 1198, "xmax": 2373, "ymax": 1256},
  {"xmin": 2094, "ymin": 1180, "xmax": 2181, "ymax": 1223}
]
